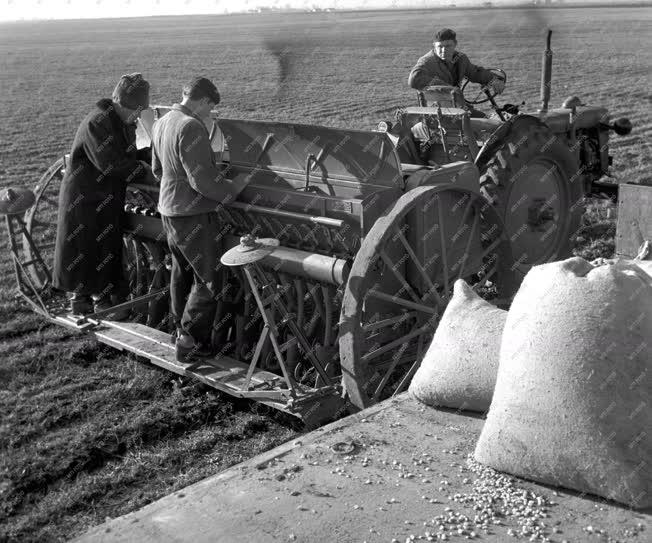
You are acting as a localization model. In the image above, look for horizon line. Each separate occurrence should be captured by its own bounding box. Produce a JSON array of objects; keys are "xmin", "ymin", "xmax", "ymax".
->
[{"xmin": 1, "ymin": 1, "xmax": 650, "ymax": 24}]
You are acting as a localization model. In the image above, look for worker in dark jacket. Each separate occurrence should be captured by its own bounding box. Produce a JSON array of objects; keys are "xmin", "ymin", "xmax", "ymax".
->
[
  {"xmin": 52, "ymin": 73, "xmax": 153, "ymax": 317},
  {"xmin": 408, "ymin": 28, "xmax": 505, "ymax": 111},
  {"xmin": 151, "ymin": 77, "xmax": 249, "ymax": 362}
]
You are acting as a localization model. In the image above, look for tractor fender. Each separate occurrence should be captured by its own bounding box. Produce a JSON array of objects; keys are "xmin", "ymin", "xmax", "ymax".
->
[
  {"xmin": 474, "ymin": 114, "xmax": 547, "ymax": 171},
  {"xmin": 404, "ymin": 161, "xmax": 482, "ymax": 196}
]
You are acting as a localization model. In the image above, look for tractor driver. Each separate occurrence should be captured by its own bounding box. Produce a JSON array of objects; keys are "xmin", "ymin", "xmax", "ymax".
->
[{"xmin": 408, "ymin": 28, "xmax": 505, "ymax": 118}]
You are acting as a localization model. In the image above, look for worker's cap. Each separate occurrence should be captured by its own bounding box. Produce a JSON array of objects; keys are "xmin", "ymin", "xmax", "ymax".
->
[
  {"xmin": 433, "ymin": 28, "xmax": 457, "ymax": 42},
  {"xmin": 112, "ymin": 73, "xmax": 150, "ymax": 111},
  {"xmin": 183, "ymin": 77, "xmax": 221, "ymax": 105}
]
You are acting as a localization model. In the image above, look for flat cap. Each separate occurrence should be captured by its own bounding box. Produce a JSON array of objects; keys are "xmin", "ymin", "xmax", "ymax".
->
[
  {"xmin": 112, "ymin": 73, "xmax": 150, "ymax": 110},
  {"xmin": 433, "ymin": 28, "xmax": 457, "ymax": 42},
  {"xmin": 183, "ymin": 77, "xmax": 220, "ymax": 105}
]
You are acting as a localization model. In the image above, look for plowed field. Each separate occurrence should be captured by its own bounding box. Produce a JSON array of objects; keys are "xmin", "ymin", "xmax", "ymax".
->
[{"xmin": 1, "ymin": 6, "xmax": 650, "ymax": 542}]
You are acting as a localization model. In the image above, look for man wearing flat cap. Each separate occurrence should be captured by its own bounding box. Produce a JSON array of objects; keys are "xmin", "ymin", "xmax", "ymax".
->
[
  {"xmin": 53, "ymin": 73, "xmax": 155, "ymax": 318},
  {"xmin": 408, "ymin": 28, "xmax": 505, "ymax": 111},
  {"xmin": 151, "ymin": 76, "xmax": 249, "ymax": 363}
]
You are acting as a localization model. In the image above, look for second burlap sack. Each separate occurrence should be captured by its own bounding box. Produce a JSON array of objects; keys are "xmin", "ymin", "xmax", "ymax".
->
[
  {"xmin": 409, "ymin": 279, "xmax": 507, "ymax": 413},
  {"xmin": 475, "ymin": 257, "xmax": 652, "ymax": 508}
]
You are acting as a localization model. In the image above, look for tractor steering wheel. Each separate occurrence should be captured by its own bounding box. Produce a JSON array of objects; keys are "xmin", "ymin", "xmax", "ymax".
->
[{"xmin": 461, "ymin": 68, "xmax": 507, "ymax": 105}]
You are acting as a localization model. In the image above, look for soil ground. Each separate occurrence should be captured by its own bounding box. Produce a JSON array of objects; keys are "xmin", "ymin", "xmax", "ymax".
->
[{"xmin": 1, "ymin": 6, "xmax": 650, "ymax": 542}]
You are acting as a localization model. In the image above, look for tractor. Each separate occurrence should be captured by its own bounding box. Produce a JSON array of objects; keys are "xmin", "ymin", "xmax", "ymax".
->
[
  {"xmin": 2, "ymin": 30, "xmax": 632, "ymax": 427},
  {"xmin": 378, "ymin": 30, "xmax": 631, "ymax": 281}
]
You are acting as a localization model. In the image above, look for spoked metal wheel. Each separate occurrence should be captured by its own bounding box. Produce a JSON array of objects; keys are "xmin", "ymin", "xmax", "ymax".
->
[
  {"xmin": 23, "ymin": 157, "xmax": 65, "ymax": 289},
  {"xmin": 339, "ymin": 184, "xmax": 508, "ymax": 410}
]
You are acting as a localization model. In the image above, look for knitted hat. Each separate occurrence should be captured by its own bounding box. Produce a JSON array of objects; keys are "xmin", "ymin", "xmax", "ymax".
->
[
  {"xmin": 112, "ymin": 73, "xmax": 150, "ymax": 110},
  {"xmin": 433, "ymin": 28, "xmax": 457, "ymax": 42}
]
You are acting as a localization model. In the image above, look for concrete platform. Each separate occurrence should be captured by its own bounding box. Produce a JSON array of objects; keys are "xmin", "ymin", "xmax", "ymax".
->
[{"xmin": 74, "ymin": 395, "xmax": 650, "ymax": 543}]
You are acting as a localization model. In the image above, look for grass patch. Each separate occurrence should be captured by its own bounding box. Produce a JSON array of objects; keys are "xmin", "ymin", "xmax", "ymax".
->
[{"xmin": 573, "ymin": 197, "xmax": 617, "ymax": 261}]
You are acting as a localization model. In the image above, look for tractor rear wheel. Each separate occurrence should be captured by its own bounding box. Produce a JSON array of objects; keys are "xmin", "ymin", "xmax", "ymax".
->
[{"xmin": 478, "ymin": 121, "xmax": 583, "ymax": 277}]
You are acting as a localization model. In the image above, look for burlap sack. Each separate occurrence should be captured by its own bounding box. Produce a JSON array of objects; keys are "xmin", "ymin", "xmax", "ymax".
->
[
  {"xmin": 475, "ymin": 257, "xmax": 652, "ymax": 508},
  {"xmin": 409, "ymin": 279, "xmax": 507, "ymax": 413}
]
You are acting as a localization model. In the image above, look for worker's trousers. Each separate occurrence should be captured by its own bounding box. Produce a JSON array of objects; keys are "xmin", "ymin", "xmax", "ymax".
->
[{"xmin": 162, "ymin": 212, "xmax": 222, "ymax": 347}]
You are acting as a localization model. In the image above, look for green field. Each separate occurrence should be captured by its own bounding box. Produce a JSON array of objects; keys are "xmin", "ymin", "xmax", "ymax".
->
[{"xmin": 1, "ymin": 6, "xmax": 651, "ymax": 541}]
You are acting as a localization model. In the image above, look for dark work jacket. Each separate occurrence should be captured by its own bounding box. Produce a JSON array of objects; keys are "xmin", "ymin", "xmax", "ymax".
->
[
  {"xmin": 408, "ymin": 50, "xmax": 494, "ymax": 90},
  {"xmin": 52, "ymin": 98, "xmax": 147, "ymax": 295}
]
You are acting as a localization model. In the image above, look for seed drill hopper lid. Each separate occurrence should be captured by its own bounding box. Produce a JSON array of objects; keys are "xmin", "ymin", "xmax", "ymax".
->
[{"xmin": 220, "ymin": 235, "xmax": 280, "ymax": 266}]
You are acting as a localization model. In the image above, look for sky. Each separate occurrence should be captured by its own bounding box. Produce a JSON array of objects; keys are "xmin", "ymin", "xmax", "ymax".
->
[{"xmin": 0, "ymin": 0, "xmax": 632, "ymax": 22}]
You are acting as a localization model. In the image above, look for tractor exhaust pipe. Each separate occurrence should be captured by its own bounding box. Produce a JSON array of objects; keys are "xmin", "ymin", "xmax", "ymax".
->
[{"xmin": 540, "ymin": 29, "xmax": 553, "ymax": 114}]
